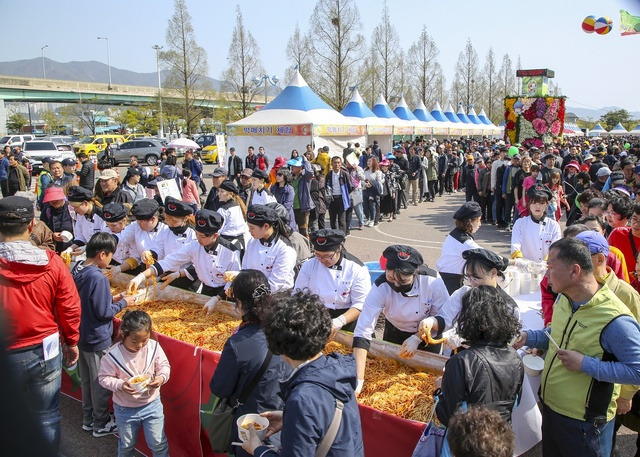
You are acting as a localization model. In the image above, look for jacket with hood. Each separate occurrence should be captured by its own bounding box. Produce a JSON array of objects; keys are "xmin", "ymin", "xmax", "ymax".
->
[
  {"xmin": 73, "ymin": 264, "xmax": 127, "ymax": 352},
  {"xmin": 253, "ymin": 353, "xmax": 364, "ymax": 457},
  {"xmin": 0, "ymin": 240, "xmax": 80, "ymax": 350}
]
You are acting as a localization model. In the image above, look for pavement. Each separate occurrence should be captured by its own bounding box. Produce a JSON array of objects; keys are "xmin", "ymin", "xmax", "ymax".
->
[{"xmin": 56, "ymin": 165, "xmax": 636, "ymax": 456}]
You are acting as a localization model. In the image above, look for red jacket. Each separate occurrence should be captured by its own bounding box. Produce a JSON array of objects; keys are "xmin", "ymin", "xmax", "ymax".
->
[{"xmin": 0, "ymin": 249, "xmax": 80, "ymax": 350}]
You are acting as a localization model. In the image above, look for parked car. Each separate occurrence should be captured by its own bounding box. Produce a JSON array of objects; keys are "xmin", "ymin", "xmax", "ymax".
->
[
  {"xmin": 195, "ymin": 134, "xmax": 219, "ymax": 164},
  {"xmin": 73, "ymin": 134, "xmax": 125, "ymax": 156},
  {"xmin": 113, "ymin": 138, "xmax": 166, "ymax": 165},
  {"xmin": 22, "ymin": 140, "xmax": 75, "ymax": 174},
  {"xmin": 46, "ymin": 135, "xmax": 76, "ymax": 146},
  {"xmin": 124, "ymin": 133, "xmax": 151, "ymax": 141},
  {"xmin": 0, "ymin": 134, "xmax": 35, "ymax": 149}
]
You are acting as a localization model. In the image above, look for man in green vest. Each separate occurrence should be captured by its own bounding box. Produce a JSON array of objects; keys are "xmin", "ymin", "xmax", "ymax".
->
[
  {"xmin": 36, "ymin": 157, "xmax": 54, "ymax": 210},
  {"xmin": 514, "ymin": 237, "xmax": 640, "ymax": 456}
]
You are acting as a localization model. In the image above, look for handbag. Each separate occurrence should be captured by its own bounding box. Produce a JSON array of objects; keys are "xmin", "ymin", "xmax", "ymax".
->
[
  {"xmin": 207, "ymin": 351, "xmax": 273, "ymax": 453},
  {"xmin": 411, "ymin": 391, "xmax": 465, "ymax": 457}
]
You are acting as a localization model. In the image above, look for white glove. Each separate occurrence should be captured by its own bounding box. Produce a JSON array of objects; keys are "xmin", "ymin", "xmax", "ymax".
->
[
  {"xmin": 514, "ymin": 258, "xmax": 530, "ymax": 270},
  {"xmin": 418, "ymin": 317, "xmax": 437, "ymax": 340},
  {"xmin": 159, "ymin": 271, "xmax": 181, "ymax": 290},
  {"xmin": 128, "ymin": 273, "xmax": 146, "ymax": 294},
  {"xmin": 105, "ymin": 265, "xmax": 121, "ymax": 279},
  {"xmin": 442, "ymin": 329, "xmax": 463, "ymax": 350},
  {"xmin": 203, "ymin": 296, "xmax": 220, "ymax": 314},
  {"xmin": 332, "ymin": 315, "xmax": 347, "ymax": 332},
  {"xmin": 355, "ymin": 378, "xmax": 364, "ymax": 395},
  {"xmin": 63, "ymin": 247, "xmax": 73, "ymax": 255},
  {"xmin": 398, "ymin": 334, "xmax": 422, "ymax": 359}
]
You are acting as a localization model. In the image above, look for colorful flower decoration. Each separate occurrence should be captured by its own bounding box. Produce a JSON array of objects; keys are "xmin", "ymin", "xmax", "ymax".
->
[{"xmin": 504, "ymin": 96, "xmax": 566, "ymax": 146}]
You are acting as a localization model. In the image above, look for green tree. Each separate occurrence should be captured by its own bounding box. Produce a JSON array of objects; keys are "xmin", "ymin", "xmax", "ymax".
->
[
  {"xmin": 111, "ymin": 108, "xmax": 141, "ymax": 132},
  {"xmin": 6, "ymin": 113, "xmax": 27, "ymax": 133},
  {"xmin": 600, "ymin": 109, "xmax": 634, "ymax": 130}
]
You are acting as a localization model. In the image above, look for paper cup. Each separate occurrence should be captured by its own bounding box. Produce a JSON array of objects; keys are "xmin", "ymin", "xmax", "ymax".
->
[
  {"xmin": 60, "ymin": 230, "xmax": 73, "ymax": 243},
  {"xmin": 129, "ymin": 374, "xmax": 152, "ymax": 392},
  {"xmin": 236, "ymin": 414, "xmax": 269, "ymax": 442},
  {"xmin": 522, "ymin": 354, "xmax": 545, "ymax": 377}
]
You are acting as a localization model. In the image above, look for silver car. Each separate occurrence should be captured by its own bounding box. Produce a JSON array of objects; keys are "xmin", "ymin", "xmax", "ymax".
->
[
  {"xmin": 23, "ymin": 140, "xmax": 75, "ymax": 174},
  {"xmin": 113, "ymin": 138, "xmax": 166, "ymax": 166}
]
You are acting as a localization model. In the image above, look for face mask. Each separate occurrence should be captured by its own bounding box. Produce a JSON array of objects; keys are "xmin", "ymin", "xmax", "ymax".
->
[
  {"xmin": 169, "ymin": 224, "xmax": 188, "ymax": 236},
  {"xmin": 388, "ymin": 281, "xmax": 414, "ymax": 294}
]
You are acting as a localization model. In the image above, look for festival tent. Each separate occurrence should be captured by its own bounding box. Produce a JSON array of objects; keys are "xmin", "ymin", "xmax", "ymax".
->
[
  {"xmin": 341, "ymin": 89, "xmax": 394, "ymax": 152},
  {"xmin": 467, "ymin": 107, "xmax": 483, "ymax": 125},
  {"xmin": 430, "ymin": 102, "xmax": 457, "ymax": 136},
  {"xmin": 589, "ymin": 123, "xmax": 607, "ymax": 137},
  {"xmin": 608, "ymin": 122, "xmax": 629, "ymax": 135},
  {"xmin": 393, "ymin": 96, "xmax": 433, "ymax": 137},
  {"xmin": 226, "ymin": 71, "xmax": 366, "ymax": 164},
  {"xmin": 372, "ymin": 94, "xmax": 414, "ymax": 139},
  {"xmin": 477, "ymin": 108, "xmax": 502, "ymax": 136},
  {"xmin": 563, "ymin": 122, "xmax": 584, "ymax": 137},
  {"xmin": 458, "ymin": 106, "xmax": 484, "ymax": 136},
  {"xmin": 413, "ymin": 100, "xmax": 436, "ymax": 123},
  {"xmin": 630, "ymin": 124, "xmax": 640, "ymax": 135},
  {"xmin": 445, "ymin": 103, "xmax": 478, "ymax": 136}
]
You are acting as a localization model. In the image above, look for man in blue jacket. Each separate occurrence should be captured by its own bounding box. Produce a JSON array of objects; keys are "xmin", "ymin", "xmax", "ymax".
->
[
  {"xmin": 0, "ymin": 148, "xmax": 9, "ymax": 197},
  {"xmin": 289, "ymin": 155, "xmax": 315, "ymax": 237},
  {"xmin": 243, "ymin": 290, "xmax": 364, "ymax": 457}
]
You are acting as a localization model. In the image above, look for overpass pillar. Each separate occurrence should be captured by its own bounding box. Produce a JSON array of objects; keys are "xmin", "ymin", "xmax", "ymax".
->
[{"xmin": 0, "ymin": 100, "xmax": 6, "ymax": 136}]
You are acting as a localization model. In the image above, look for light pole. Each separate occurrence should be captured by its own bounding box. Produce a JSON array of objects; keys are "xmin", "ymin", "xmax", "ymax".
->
[
  {"xmin": 41, "ymin": 45, "xmax": 48, "ymax": 79},
  {"xmin": 97, "ymin": 36, "xmax": 113, "ymax": 90},
  {"xmin": 252, "ymin": 74, "xmax": 279, "ymax": 105},
  {"xmin": 152, "ymin": 45, "xmax": 164, "ymax": 138}
]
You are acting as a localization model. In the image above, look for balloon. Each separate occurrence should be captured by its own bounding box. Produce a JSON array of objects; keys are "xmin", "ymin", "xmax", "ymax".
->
[
  {"xmin": 595, "ymin": 17, "xmax": 612, "ymax": 35},
  {"xmin": 582, "ymin": 15, "xmax": 596, "ymax": 33},
  {"xmin": 508, "ymin": 146, "xmax": 519, "ymax": 157},
  {"xmin": 625, "ymin": 143, "xmax": 631, "ymax": 149}
]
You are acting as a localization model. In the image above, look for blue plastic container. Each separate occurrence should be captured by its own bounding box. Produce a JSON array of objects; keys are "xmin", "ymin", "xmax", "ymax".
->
[{"xmin": 365, "ymin": 261, "xmax": 384, "ymax": 282}]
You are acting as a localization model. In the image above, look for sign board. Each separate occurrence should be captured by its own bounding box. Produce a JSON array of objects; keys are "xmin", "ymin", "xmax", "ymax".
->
[
  {"xmin": 156, "ymin": 178, "xmax": 182, "ymax": 203},
  {"xmin": 522, "ymin": 76, "xmax": 549, "ymax": 97},
  {"xmin": 215, "ymin": 134, "xmax": 226, "ymax": 167}
]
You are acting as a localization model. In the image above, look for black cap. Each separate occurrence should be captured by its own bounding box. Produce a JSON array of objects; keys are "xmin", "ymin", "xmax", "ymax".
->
[
  {"xmin": 131, "ymin": 198, "xmax": 159, "ymax": 220},
  {"xmin": 610, "ymin": 171, "xmax": 625, "ymax": 183},
  {"xmin": 41, "ymin": 157, "xmax": 55, "ymax": 164},
  {"xmin": 211, "ymin": 167, "xmax": 227, "ymax": 178},
  {"xmin": 194, "ymin": 209, "xmax": 224, "ymax": 235},
  {"xmin": 252, "ymin": 169, "xmax": 268, "ymax": 181},
  {"xmin": 310, "ymin": 229, "xmax": 345, "ymax": 251},
  {"xmin": 219, "ymin": 179, "xmax": 239, "ymax": 194},
  {"xmin": 67, "ymin": 185, "xmax": 94, "ymax": 202},
  {"xmin": 453, "ymin": 201, "xmax": 482, "ymax": 220},
  {"xmin": 264, "ymin": 202, "xmax": 289, "ymax": 223},
  {"xmin": 102, "ymin": 203, "xmax": 128, "ymax": 222},
  {"xmin": 246, "ymin": 204, "xmax": 279, "ymax": 225},
  {"xmin": 126, "ymin": 167, "xmax": 141, "ymax": 177},
  {"xmin": 527, "ymin": 183, "xmax": 553, "ymax": 201},
  {"xmin": 0, "ymin": 196, "xmax": 34, "ymax": 222},
  {"xmin": 462, "ymin": 248, "xmax": 509, "ymax": 272},
  {"xmin": 322, "ymin": 146, "xmax": 329, "ymax": 152},
  {"xmin": 164, "ymin": 196, "xmax": 194, "ymax": 217},
  {"xmin": 382, "ymin": 245, "xmax": 423, "ymax": 272},
  {"xmin": 62, "ymin": 158, "xmax": 76, "ymax": 167},
  {"xmin": 543, "ymin": 153, "xmax": 556, "ymax": 161}
]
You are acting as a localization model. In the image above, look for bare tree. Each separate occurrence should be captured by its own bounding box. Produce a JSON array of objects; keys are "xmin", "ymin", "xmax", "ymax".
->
[
  {"xmin": 408, "ymin": 25, "xmax": 442, "ymax": 109},
  {"xmin": 371, "ymin": 1, "xmax": 399, "ymax": 101},
  {"xmin": 498, "ymin": 53, "xmax": 516, "ymax": 97},
  {"xmin": 222, "ymin": 6, "xmax": 264, "ymax": 118},
  {"xmin": 481, "ymin": 47, "xmax": 499, "ymax": 122},
  {"xmin": 394, "ymin": 50, "xmax": 414, "ymax": 106},
  {"xmin": 60, "ymin": 98, "xmax": 107, "ymax": 135},
  {"xmin": 516, "ymin": 55, "xmax": 523, "ymax": 95},
  {"xmin": 308, "ymin": 0, "xmax": 365, "ymax": 110},
  {"xmin": 453, "ymin": 38, "xmax": 480, "ymax": 111},
  {"xmin": 358, "ymin": 46, "xmax": 381, "ymax": 108},
  {"xmin": 432, "ymin": 68, "xmax": 448, "ymax": 108},
  {"xmin": 284, "ymin": 23, "xmax": 313, "ymax": 83},
  {"xmin": 160, "ymin": 0, "xmax": 211, "ymax": 135}
]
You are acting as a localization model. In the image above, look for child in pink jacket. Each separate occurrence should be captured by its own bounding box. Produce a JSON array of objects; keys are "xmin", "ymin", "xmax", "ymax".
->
[{"xmin": 99, "ymin": 310, "xmax": 171, "ymax": 457}]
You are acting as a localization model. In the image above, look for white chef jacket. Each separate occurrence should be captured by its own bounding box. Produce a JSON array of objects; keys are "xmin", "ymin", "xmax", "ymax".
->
[
  {"xmin": 153, "ymin": 238, "xmax": 241, "ymax": 289},
  {"xmin": 74, "ymin": 210, "xmax": 106, "ymax": 245},
  {"xmin": 436, "ymin": 228, "xmax": 481, "ymax": 275},
  {"xmin": 160, "ymin": 226, "xmax": 198, "ymax": 271},
  {"xmin": 354, "ymin": 267, "xmax": 450, "ymax": 341},
  {"xmin": 248, "ymin": 188, "xmax": 276, "ymax": 206},
  {"xmin": 117, "ymin": 221, "xmax": 171, "ymax": 261},
  {"xmin": 511, "ymin": 215, "xmax": 561, "ymax": 262},
  {"xmin": 242, "ymin": 234, "xmax": 296, "ymax": 291},
  {"xmin": 295, "ymin": 252, "xmax": 371, "ymax": 311},
  {"xmin": 105, "ymin": 226, "xmax": 136, "ymax": 265},
  {"xmin": 216, "ymin": 201, "xmax": 250, "ymax": 238}
]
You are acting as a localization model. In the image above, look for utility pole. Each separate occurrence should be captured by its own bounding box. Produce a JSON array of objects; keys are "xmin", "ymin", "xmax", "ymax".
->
[
  {"xmin": 152, "ymin": 45, "xmax": 164, "ymax": 138},
  {"xmin": 97, "ymin": 37, "xmax": 113, "ymax": 90},
  {"xmin": 41, "ymin": 45, "xmax": 48, "ymax": 79}
]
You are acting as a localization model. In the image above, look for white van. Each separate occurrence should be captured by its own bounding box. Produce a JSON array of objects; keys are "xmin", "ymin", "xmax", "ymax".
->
[{"xmin": 0, "ymin": 134, "xmax": 35, "ymax": 149}]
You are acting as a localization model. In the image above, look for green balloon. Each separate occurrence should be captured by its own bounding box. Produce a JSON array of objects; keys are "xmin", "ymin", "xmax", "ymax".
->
[
  {"xmin": 625, "ymin": 143, "xmax": 631, "ymax": 149},
  {"xmin": 508, "ymin": 146, "xmax": 519, "ymax": 157}
]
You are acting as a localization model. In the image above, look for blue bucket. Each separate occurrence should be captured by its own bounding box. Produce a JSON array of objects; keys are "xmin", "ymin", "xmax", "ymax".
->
[{"xmin": 365, "ymin": 261, "xmax": 384, "ymax": 282}]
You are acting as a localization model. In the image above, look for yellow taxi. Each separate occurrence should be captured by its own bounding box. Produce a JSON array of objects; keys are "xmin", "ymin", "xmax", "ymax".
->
[
  {"xmin": 196, "ymin": 134, "xmax": 219, "ymax": 164},
  {"xmin": 124, "ymin": 133, "xmax": 151, "ymax": 141},
  {"xmin": 73, "ymin": 134, "xmax": 126, "ymax": 156}
]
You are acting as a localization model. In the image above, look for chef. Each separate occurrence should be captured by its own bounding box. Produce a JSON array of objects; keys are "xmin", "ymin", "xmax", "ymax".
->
[
  {"xmin": 65, "ymin": 186, "xmax": 106, "ymax": 257},
  {"xmin": 128, "ymin": 209, "xmax": 241, "ymax": 312},
  {"xmin": 294, "ymin": 228, "xmax": 371, "ymax": 334},
  {"xmin": 352, "ymin": 245, "xmax": 450, "ymax": 393},
  {"xmin": 101, "ymin": 202, "xmax": 136, "ymax": 268},
  {"xmin": 246, "ymin": 169, "xmax": 277, "ymax": 206}
]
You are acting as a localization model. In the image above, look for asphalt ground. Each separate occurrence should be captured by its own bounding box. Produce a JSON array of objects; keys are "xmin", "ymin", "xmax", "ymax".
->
[{"xmin": 56, "ymin": 164, "xmax": 636, "ymax": 456}]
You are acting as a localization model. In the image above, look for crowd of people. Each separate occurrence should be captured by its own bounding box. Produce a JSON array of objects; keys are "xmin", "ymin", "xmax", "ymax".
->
[{"xmin": 2, "ymin": 134, "xmax": 640, "ymax": 457}]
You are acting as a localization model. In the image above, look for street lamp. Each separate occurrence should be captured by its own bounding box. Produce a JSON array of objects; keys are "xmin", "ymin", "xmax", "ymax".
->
[
  {"xmin": 41, "ymin": 45, "xmax": 48, "ymax": 79},
  {"xmin": 252, "ymin": 74, "xmax": 279, "ymax": 105},
  {"xmin": 97, "ymin": 36, "xmax": 113, "ymax": 90},
  {"xmin": 152, "ymin": 45, "xmax": 164, "ymax": 139}
]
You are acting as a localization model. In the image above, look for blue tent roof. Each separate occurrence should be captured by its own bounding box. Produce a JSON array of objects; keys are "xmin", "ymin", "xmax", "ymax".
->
[
  {"xmin": 590, "ymin": 123, "xmax": 606, "ymax": 132},
  {"xmin": 456, "ymin": 106, "xmax": 472, "ymax": 123},
  {"xmin": 443, "ymin": 104, "xmax": 461, "ymax": 123},
  {"xmin": 430, "ymin": 102, "xmax": 447, "ymax": 122},
  {"xmin": 610, "ymin": 122, "xmax": 628, "ymax": 132},
  {"xmin": 341, "ymin": 89, "xmax": 377, "ymax": 118},
  {"xmin": 372, "ymin": 94, "xmax": 399, "ymax": 119},
  {"xmin": 477, "ymin": 109, "xmax": 493, "ymax": 125},
  {"xmin": 413, "ymin": 100, "xmax": 435, "ymax": 122},
  {"xmin": 467, "ymin": 107, "xmax": 482, "ymax": 125},
  {"xmin": 261, "ymin": 72, "xmax": 333, "ymax": 111},
  {"xmin": 393, "ymin": 97, "xmax": 418, "ymax": 121}
]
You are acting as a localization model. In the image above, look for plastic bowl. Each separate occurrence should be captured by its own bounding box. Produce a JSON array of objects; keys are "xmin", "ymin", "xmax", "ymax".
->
[
  {"xmin": 129, "ymin": 374, "xmax": 152, "ymax": 392},
  {"xmin": 236, "ymin": 414, "xmax": 269, "ymax": 442},
  {"xmin": 522, "ymin": 354, "xmax": 545, "ymax": 377},
  {"xmin": 365, "ymin": 261, "xmax": 384, "ymax": 282}
]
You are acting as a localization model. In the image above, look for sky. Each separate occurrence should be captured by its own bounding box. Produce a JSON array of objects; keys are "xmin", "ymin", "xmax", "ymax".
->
[{"xmin": 2, "ymin": 0, "xmax": 640, "ymax": 112}]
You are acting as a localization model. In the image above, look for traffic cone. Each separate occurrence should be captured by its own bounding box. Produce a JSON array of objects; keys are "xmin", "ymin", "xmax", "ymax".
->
[{"xmin": 153, "ymin": 164, "xmax": 159, "ymax": 177}]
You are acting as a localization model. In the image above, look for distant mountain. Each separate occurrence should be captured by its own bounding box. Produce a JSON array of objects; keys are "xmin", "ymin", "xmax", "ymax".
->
[
  {"xmin": 0, "ymin": 58, "xmax": 279, "ymax": 96},
  {"xmin": 565, "ymin": 104, "xmax": 640, "ymax": 121}
]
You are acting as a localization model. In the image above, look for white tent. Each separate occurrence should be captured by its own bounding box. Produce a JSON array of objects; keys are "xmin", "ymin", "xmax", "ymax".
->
[
  {"xmin": 226, "ymin": 71, "xmax": 366, "ymax": 163},
  {"xmin": 589, "ymin": 123, "xmax": 607, "ymax": 137},
  {"xmin": 429, "ymin": 102, "xmax": 458, "ymax": 136},
  {"xmin": 372, "ymin": 94, "xmax": 414, "ymax": 139},
  {"xmin": 630, "ymin": 124, "xmax": 640, "ymax": 135},
  {"xmin": 341, "ymin": 89, "xmax": 394, "ymax": 152},
  {"xmin": 477, "ymin": 108, "xmax": 502, "ymax": 137},
  {"xmin": 393, "ymin": 96, "xmax": 434, "ymax": 137},
  {"xmin": 608, "ymin": 122, "xmax": 629, "ymax": 136}
]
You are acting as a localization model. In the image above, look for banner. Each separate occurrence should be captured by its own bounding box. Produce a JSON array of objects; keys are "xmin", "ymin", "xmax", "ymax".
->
[
  {"xmin": 226, "ymin": 124, "xmax": 312, "ymax": 136},
  {"xmin": 313, "ymin": 124, "xmax": 367, "ymax": 136},
  {"xmin": 367, "ymin": 125, "xmax": 394, "ymax": 135},
  {"xmin": 620, "ymin": 9, "xmax": 640, "ymax": 36}
]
